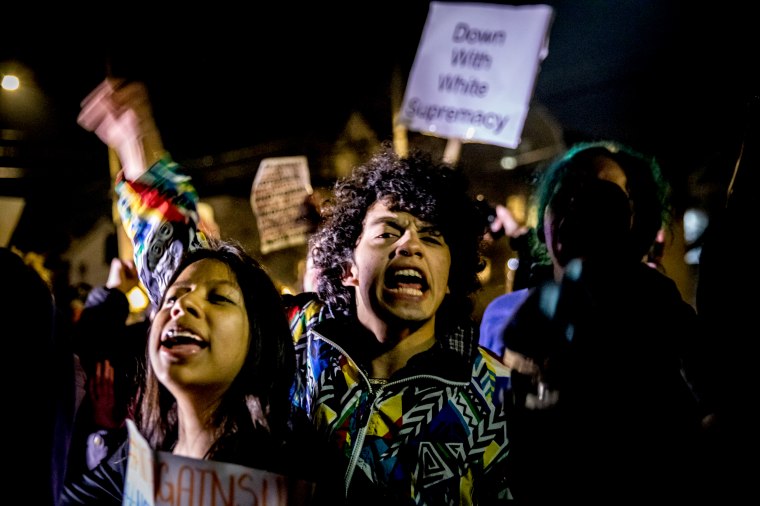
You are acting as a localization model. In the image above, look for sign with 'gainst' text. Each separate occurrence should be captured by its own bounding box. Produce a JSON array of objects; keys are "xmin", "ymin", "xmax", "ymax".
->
[
  {"xmin": 399, "ymin": 2, "xmax": 554, "ymax": 148},
  {"xmin": 123, "ymin": 420, "xmax": 315, "ymax": 505}
]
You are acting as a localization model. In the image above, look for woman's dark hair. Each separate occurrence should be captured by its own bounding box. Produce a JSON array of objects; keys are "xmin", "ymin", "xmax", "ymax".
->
[
  {"xmin": 533, "ymin": 141, "xmax": 670, "ymax": 263},
  {"xmin": 310, "ymin": 142, "xmax": 485, "ymax": 321},
  {"xmin": 135, "ymin": 239, "xmax": 295, "ymax": 467}
]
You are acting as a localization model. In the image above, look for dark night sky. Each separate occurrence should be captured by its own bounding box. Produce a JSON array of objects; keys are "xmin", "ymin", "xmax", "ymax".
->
[{"xmin": 1, "ymin": 1, "xmax": 757, "ymax": 256}]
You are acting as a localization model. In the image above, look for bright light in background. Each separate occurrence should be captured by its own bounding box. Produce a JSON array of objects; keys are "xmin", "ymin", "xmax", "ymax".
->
[
  {"xmin": 127, "ymin": 285, "xmax": 150, "ymax": 313},
  {"xmin": 683, "ymin": 207, "xmax": 708, "ymax": 265},
  {"xmin": 683, "ymin": 208, "xmax": 708, "ymax": 244},
  {"xmin": 0, "ymin": 62, "xmax": 45, "ymax": 130},
  {"xmin": 1, "ymin": 74, "xmax": 20, "ymax": 91},
  {"xmin": 500, "ymin": 156, "xmax": 517, "ymax": 170}
]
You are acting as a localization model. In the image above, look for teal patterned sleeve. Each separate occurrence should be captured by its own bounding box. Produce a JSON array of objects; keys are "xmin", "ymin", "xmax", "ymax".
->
[{"xmin": 115, "ymin": 154, "xmax": 209, "ymax": 306}]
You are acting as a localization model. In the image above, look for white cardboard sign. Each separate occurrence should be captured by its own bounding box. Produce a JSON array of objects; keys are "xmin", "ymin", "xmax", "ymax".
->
[
  {"xmin": 123, "ymin": 420, "xmax": 315, "ymax": 505},
  {"xmin": 250, "ymin": 156, "xmax": 313, "ymax": 255},
  {"xmin": 399, "ymin": 2, "xmax": 554, "ymax": 148}
]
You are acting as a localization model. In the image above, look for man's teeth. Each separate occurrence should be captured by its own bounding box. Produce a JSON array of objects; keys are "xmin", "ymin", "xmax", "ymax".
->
[
  {"xmin": 391, "ymin": 269, "xmax": 424, "ymax": 296},
  {"xmin": 395, "ymin": 269, "xmax": 422, "ymax": 279},
  {"xmin": 395, "ymin": 287, "xmax": 423, "ymax": 296}
]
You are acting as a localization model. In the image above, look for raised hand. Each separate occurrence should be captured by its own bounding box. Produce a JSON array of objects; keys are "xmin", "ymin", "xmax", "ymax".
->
[
  {"xmin": 78, "ymin": 78, "xmax": 165, "ymax": 181},
  {"xmin": 491, "ymin": 204, "xmax": 530, "ymax": 239},
  {"xmin": 88, "ymin": 360, "xmax": 119, "ymax": 429},
  {"xmin": 105, "ymin": 257, "xmax": 139, "ymax": 295}
]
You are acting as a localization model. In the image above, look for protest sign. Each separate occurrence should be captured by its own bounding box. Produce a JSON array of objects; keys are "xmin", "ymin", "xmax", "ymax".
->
[
  {"xmin": 123, "ymin": 420, "xmax": 315, "ymax": 506},
  {"xmin": 250, "ymin": 156, "xmax": 313, "ymax": 255},
  {"xmin": 400, "ymin": 2, "xmax": 554, "ymax": 148}
]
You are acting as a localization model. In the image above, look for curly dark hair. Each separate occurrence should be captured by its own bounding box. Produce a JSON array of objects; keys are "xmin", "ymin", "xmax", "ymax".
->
[
  {"xmin": 534, "ymin": 141, "xmax": 670, "ymax": 263},
  {"xmin": 310, "ymin": 142, "xmax": 485, "ymax": 321},
  {"xmin": 135, "ymin": 238, "xmax": 295, "ymax": 470}
]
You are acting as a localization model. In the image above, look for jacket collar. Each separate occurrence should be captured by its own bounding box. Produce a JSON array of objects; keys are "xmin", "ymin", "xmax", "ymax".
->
[{"xmin": 311, "ymin": 316, "xmax": 478, "ymax": 382}]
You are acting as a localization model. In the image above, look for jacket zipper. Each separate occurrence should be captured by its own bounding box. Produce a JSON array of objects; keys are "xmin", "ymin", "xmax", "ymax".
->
[{"xmin": 311, "ymin": 329, "xmax": 469, "ymax": 497}]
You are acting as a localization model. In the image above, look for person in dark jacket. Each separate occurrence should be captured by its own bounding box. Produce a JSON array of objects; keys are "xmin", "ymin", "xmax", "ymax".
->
[
  {"xmin": 480, "ymin": 140, "xmax": 675, "ymax": 362},
  {"xmin": 1, "ymin": 247, "xmax": 76, "ymax": 505},
  {"xmin": 67, "ymin": 257, "xmax": 148, "ymax": 478},
  {"xmin": 495, "ymin": 147, "xmax": 710, "ymax": 502}
]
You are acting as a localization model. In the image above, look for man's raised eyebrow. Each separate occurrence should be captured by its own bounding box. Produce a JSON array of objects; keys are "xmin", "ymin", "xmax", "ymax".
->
[
  {"xmin": 418, "ymin": 224, "xmax": 442, "ymax": 234},
  {"xmin": 370, "ymin": 216, "xmax": 405, "ymax": 231},
  {"xmin": 370, "ymin": 217, "xmax": 441, "ymax": 234}
]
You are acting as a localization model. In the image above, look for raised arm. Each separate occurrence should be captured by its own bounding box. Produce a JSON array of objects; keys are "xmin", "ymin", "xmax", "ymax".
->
[{"xmin": 79, "ymin": 79, "xmax": 207, "ymax": 305}]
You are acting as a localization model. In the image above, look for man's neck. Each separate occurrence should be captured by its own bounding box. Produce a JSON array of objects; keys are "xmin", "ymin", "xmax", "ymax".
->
[{"xmin": 362, "ymin": 317, "xmax": 437, "ymax": 380}]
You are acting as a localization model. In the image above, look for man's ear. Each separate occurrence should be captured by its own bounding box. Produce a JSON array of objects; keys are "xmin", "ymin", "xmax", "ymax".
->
[{"xmin": 341, "ymin": 262, "xmax": 359, "ymax": 287}]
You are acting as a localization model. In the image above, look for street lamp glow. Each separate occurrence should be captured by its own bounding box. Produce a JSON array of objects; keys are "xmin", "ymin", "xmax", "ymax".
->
[
  {"xmin": 126, "ymin": 285, "xmax": 150, "ymax": 313},
  {"xmin": 1, "ymin": 75, "xmax": 20, "ymax": 91}
]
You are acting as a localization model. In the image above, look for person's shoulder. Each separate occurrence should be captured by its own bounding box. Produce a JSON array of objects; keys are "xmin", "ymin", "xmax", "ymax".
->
[
  {"xmin": 473, "ymin": 347, "xmax": 512, "ymax": 403},
  {"xmin": 284, "ymin": 293, "xmax": 332, "ymax": 342},
  {"xmin": 635, "ymin": 263, "xmax": 689, "ymax": 302},
  {"xmin": 284, "ymin": 292, "xmax": 327, "ymax": 318},
  {"xmin": 483, "ymin": 288, "xmax": 531, "ymax": 316},
  {"xmin": 283, "ymin": 291, "xmax": 319, "ymax": 310},
  {"xmin": 476, "ymin": 346, "xmax": 512, "ymax": 377},
  {"xmin": 480, "ymin": 288, "xmax": 532, "ymax": 356}
]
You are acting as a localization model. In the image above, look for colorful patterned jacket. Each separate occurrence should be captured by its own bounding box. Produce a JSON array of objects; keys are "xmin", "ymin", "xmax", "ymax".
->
[
  {"xmin": 116, "ymin": 157, "xmax": 513, "ymax": 504},
  {"xmin": 288, "ymin": 295, "xmax": 513, "ymax": 505}
]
